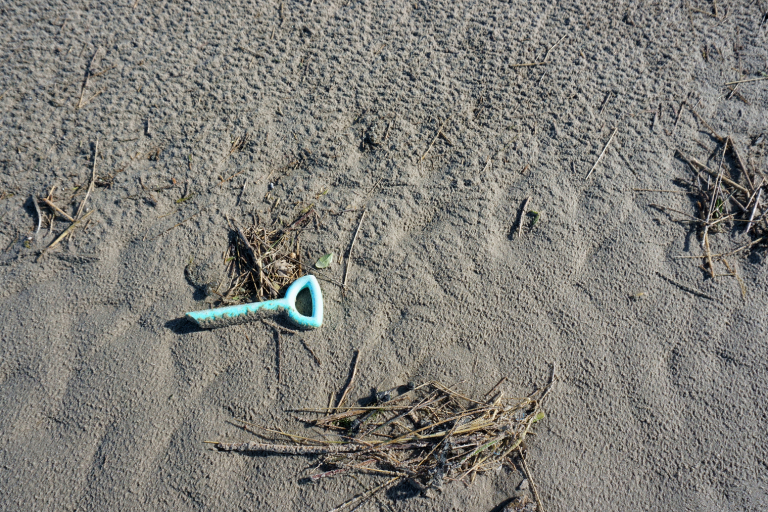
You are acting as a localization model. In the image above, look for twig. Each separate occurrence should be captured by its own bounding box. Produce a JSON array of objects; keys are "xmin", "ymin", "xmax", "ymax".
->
[
  {"xmin": 724, "ymin": 76, "xmax": 768, "ymax": 86},
  {"xmin": 343, "ymin": 208, "xmax": 366, "ymax": 292},
  {"xmin": 674, "ymin": 238, "xmax": 765, "ymax": 260},
  {"xmin": 704, "ymin": 233, "xmax": 716, "ymax": 280},
  {"xmin": 327, "ymin": 476, "xmax": 401, "ymax": 512},
  {"xmin": 75, "ymin": 137, "xmax": 98, "ymax": 220},
  {"xmin": 300, "ymin": 338, "xmax": 321, "ymax": 366},
  {"xmin": 632, "ymin": 189, "xmax": 689, "ymax": 194},
  {"xmin": 669, "ymin": 97, "xmax": 687, "ymax": 137},
  {"xmin": 518, "ymin": 447, "xmax": 545, "ymax": 512},
  {"xmin": 746, "ymin": 188, "xmax": 763, "ymax": 233},
  {"xmin": 649, "ymin": 203, "xmax": 705, "ymax": 223},
  {"xmin": 517, "ymin": 197, "xmax": 531, "ymax": 239},
  {"xmin": 484, "ymin": 376, "xmax": 507, "ymax": 397},
  {"xmin": 383, "ymin": 117, "xmax": 394, "ymax": 141},
  {"xmin": 722, "ymin": 237, "xmax": 763, "ymax": 257},
  {"xmin": 420, "ymin": 116, "xmax": 451, "ymax": 162},
  {"xmin": 656, "ymin": 271, "xmax": 715, "ymax": 300},
  {"xmin": 234, "ymin": 219, "xmax": 258, "ymax": 265},
  {"xmin": 262, "ymin": 319, "xmax": 299, "ymax": 335},
  {"xmin": 211, "ymin": 441, "xmax": 366, "ymax": 455},
  {"xmin": 275, "ymin": 328, "xmax": 282, "ymax": 383},
  {"xmin": 149, "ymin": 209, "xmax": 205, "ymax": 241},
  {"xmin": 726, "ymin": 137, "xmax": 754, "ymax": 191},
  {"xmin": 585, "ymin": 127, "xmax": 618, "ymax": 180},
  {"xmin": 77, "ymin": 49, "xmax": 101, "ymax": 109},
  {"xmin": 542, "ymin": 34, "xmax": 567, "ymax": 63},
  {"xmin": 676, "ymin": 150, "xmax": 749, "ymax": 194},
  {"xmin": 40, "ymin": 197, "xmax": 74, "ymax": 222},
  {"xmin": 37, "ymin": 210, "xmax": 94, "ymax": 261},
  {"xmin": 336, "ymin": 350, "xmax": 361, "ymax": 411},
  {"xmin": 31, "ymin": 195, "xmax": 42, "ymax": 239},
  {"xmin": 689, "ymin": 110, "xmax": 725, "ymax": 143},
  {"xmin": 510, "ymin": 61, "xmax": 547, "ymax": 67},
  {"xmin": 701, "ymin": 143, "xmax": 728, "ymax": 278},
  {"xmin": 721, "ymin": 258, "xmax": 747, "ymax": 299},
  {"xmin": 482, "ymin": 155, "xmax": 492, "ymax": 173},
  {"xmin": 598, "ymin": 92, "xmax": 612, "ymax": 117}
]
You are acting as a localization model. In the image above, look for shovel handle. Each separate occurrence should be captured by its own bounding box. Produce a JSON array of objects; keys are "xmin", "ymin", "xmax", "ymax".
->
[{"xmin": 186, "ymin": 298, "xmax": 291, "ymax": 328}]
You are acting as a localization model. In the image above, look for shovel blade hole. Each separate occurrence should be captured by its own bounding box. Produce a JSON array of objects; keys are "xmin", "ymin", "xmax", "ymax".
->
[{"xmin": 295, "ymin": 287, "xmax": 313, "ymax": 317}]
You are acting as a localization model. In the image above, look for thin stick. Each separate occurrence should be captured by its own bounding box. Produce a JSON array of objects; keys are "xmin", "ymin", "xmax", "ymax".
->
[
  {"xmin": 262, "ymin": 319, "xmax": 299, "ymax": 335},
  {"xmin": 31, "ymin": 195, "xmax": 42, "ymax": 239},
  {"xmin": 656, "ymin": 272, "xmax": 715, "ymax": 301},
  {"xmin": 542, "ymin": 34, "xmax": 567, "ymax": 62},
  {"xmin": 585, "ymin": 127, "xmax": 617, "ymax": 180},
  {"xmin": 336, "ymin": 349, "xmax": 361, "ymax": 411},
  {"xmin": 75, "ymin": 137, "xmax": 98, "ymax": 220},
  {"xmin": 689, "ymin": 110, "xmax": 725, "ymax": 143},
  {"xmin": 37, "ymin": 210, "xmax": 94, "ymax": 261},
  {"xmin": 746, "ymin": 188, "xmax": 763, "ymax": 233},
  {"xmin": 482, "ymin": 156, "xmax": 491, "ymax": 173},
  {"xmin": 271, "ymin": 325, "xmax": 282, "ymax": 383},
  {"xmin": 669, "ymin": 97, "xmax": 687, "ymax": 137},
  {"xmin": 343, "ymin": 208, "xmax": 366, "ymax": 292},
  {"xmin": 484, "ymin": 376, "xmax": 507, "ymax": 398},
  {"xmin": 673, "ymin": 238, "xmax": 765, "ymax": 259},
  {"xmin": 383, "ymin": 117, "xmax": 393, "ymax": 141},
  {"xmin": 676, "ymin": 151, "xmax": 749, "ymax": 194},
  {"xmin": 149, "ymin": 209, "xmax": 205, "ymax": 241},
  {"xmin": 211, "ymin": 440, "xmax": 366, "ymax": 455},
  {"xmin": 724, "ymin": 77, "xmax": 768, "ymax": 86},
  {"xmin": 40, "ymin": 197, "xmax": 75, "ymax": 222},
  {"xmin": 77, "ymin": 49, "xmax": 101, "ymax": 109},
  {"xmin": 300, "ymin": 338, "xmax": 321, "ymax": 366},
  {"xmin": 704, "ymin": 233, "xmax": 716, "ymax": 280},
  {"xmin": 518, "ymin": 448, "xmax": 545, "ymax": 512},
  {"xmin": 722, "ymin": 237, "xmax": 764, "ymax": 257},
  {"xmin": 727, "ymin": 137, "xmax": 754, "ymax": 191},
  {"xmin": 510, "ymin": 61, "xmax": 547, "ymax": 67},
  {"xmin": 328, "ymin": 476, "xmax": 401, "ymax": 512},
  {"xmin": 721, "ymin": 258, "xmax": 747, "ymax": 299},
  {"xmin": 234, "ymin": 220, "xmax": 258, "ymax": 265},
  {"xmin": 598, "ymin": 92, "xmax": 612, "ymax": 117},
  {"xmin": 632, "ymin": 189, "xmax": 689, "ymax": 194},
  {"xmin": 517, "ymin": 197, "xmax": 531, "ymax": 239},
  {"xmin": 649, "ymin": 204, "xmax": 705, "ymax": 223},
  {"xmin": 702, "ymin": 144, "xmax": 728, "ymax": 278},
  {"xmin": 420, "ymin": 116, "xmax": 451, "ymax": 162}
]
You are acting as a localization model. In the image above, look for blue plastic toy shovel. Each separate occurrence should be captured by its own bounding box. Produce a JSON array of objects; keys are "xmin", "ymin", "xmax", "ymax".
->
[{"xmin": 186, "ymin": 275, "xmax": 323, "ymax": 330}]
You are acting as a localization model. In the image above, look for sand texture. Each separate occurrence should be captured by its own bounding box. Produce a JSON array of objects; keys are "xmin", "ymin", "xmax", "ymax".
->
[{"xmin": 1, "ymin": 0, "xmax": 767, "ymax": 510}]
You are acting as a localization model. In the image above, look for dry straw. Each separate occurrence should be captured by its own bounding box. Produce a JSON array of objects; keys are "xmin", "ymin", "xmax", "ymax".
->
[{"xmin": 208, "ymin": 367, "xmax": 555, "ymax": 512}]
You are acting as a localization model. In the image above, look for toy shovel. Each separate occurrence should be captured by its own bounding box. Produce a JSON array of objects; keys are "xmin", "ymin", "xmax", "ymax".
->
[{"xmin": 186, "ymin": 275, "xmax": 323, "ymax": 330}]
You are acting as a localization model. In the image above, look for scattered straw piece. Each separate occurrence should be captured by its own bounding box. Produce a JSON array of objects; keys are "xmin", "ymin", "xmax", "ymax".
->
[
  {"xmin": 517, "ymin": 197, "xmax": 531, "ymax": 239},
  {"xmin": 37, "ymin": 210, "xmax": 94, "ymax": 261},
  {"xmin": 31, "ymin": 195, "xmax": 42, "ymax": 239},
  {"xmin": 75, "ymin": 137, "xmax": 98, "ymax": 220},
  {"xmin": 420, "ymin": 116, "xmax": 451, "ymax": 162},
  {"xmin": 209, "ymin": 369, "xmax": 555, "ymax": 512},
  {"xmin": 343, "ymin": 208, "xmax": 366, "ymax": 293},
  {"xmin": 585, "ymin": 127, "xmax": 617, "ymax": 180},
  {"xmin": 336, "ymin": 350, "xmax": 361, "ymax": 411}
]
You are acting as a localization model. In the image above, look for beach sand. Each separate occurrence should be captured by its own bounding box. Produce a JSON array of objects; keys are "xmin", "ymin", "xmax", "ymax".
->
[{"xmin": 1, "ymin": 0, "xmax": 767, "ymax": 510}]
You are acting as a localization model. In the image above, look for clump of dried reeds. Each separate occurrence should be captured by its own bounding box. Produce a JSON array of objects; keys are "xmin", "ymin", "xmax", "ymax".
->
[
  {"xmin": 208, "ymin": 371, "xmax": 554, "ymax": 512},
  {"xmin": 671, "ymin": 136, "xmax": 766, "ymax": 291},
  {"xmin": 640, "ymin": 124, "xmax": 766, "ymax": 298},
  {"xmin": 214, "ymin": 208, "xmax": 316, "ymax": 305}
]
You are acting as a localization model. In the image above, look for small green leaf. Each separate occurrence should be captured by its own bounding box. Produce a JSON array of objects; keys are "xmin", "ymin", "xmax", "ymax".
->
[{"xmin": 315, "ymin": 252, "xmax": 333, "ymax": 269}]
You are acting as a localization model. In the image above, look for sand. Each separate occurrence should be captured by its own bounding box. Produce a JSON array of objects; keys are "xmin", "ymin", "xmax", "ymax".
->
[{"xmin": 1, "ymin": 0, "xmax": 767, "ymax": 510}]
